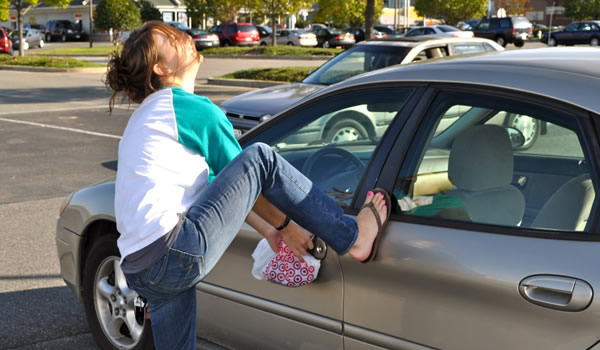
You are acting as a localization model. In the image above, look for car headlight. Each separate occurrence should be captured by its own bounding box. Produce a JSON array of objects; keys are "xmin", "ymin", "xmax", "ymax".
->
[{"xmin": 59, "ymin": 193, "xmax": 74, "ymax": 216}]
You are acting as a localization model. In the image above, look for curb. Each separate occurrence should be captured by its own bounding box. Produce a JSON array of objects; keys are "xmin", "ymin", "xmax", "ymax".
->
[
  {"xmin": 207, "ymin": 77, "xmax": 286, "ymax": 88},
  {"xmin": 0, "ymin": 65, "xmax": 106, "ymax": 73}
]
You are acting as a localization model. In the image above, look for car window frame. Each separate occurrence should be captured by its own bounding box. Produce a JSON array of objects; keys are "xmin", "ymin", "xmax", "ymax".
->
[{"xmin": 377, "ymin": 83, "xmax": 600, "ymax": 240}]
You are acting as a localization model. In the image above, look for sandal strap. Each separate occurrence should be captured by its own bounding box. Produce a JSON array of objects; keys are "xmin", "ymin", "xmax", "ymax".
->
[{"xmin": 361, "ymin": 202, "xmax": 382, "ymax": 231}]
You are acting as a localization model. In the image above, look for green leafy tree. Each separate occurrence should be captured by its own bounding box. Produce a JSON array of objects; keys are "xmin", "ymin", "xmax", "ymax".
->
[
  {"xmin": 414, "ymin": 0, "xmax": 487, "ymax": 25},
  {"xmin": 0, "ymin": 0, "xmax": 72, "ymax": 56},
  {"xmin": 249, "ymin": 0, "xmax": 309, "ymax": 45},
  {"xmin": 139, "ymin": 0, "xmax": 162, "ymax": 22},
  {"xmin": 207, "ymin": 0, "xmax": 244, "ymax": 23},
  {"xmin": 314, "ymin": 0, "xmax": 383, "ymax": 28},
  {"xmin": 565, "ymin": 0, "xmax": 600, "ymax": 20},
  {"xmin": 495, "ymin": 0, "xmax": 533, "ymax": 16},
  {"xmin": 184, "ymin": 0, "xmax": 209, "ymax": 28},
  {"xmin": 94, "ymin": 0, "xmax": 141, "ymax": 44}
]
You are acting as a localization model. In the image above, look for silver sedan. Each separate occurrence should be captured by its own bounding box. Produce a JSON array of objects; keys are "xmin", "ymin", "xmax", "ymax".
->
[{"xmin": 57, "ymin": 47, "xmax": 600, "ymax": 350}]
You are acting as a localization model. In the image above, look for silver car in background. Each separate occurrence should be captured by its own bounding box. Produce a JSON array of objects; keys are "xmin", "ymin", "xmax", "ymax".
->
[{"xmin": 57, "ymin": 48, "xmax": 600, "ymax": 350}]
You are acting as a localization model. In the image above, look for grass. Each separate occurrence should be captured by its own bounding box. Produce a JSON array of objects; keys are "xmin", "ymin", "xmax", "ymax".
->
[
  {"xmin": 0, "ymin": 55, "xmax": 103, "ymax": 68},
  {"xmin": 221, "ymin": 66, "xmax": 319, "ymax": 83},
  {"xmin": 202, "ymin": 46, "xmax": 342, "ymax": 57},
  {"xmin": 37, "ymin": 46, "xmax": 120, "ymax": 56}
]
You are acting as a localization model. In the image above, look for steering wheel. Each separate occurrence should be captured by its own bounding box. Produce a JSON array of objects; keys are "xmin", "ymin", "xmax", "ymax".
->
[{"xmin": 302, "ymin": 147, "xmax": 366, "ymax": 182}]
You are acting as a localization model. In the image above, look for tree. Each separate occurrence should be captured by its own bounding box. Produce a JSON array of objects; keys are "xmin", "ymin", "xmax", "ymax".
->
[
  {"xmin": 139, "ymin": 0, "xmax": 162, "ymax": 22},
  {"xmin": 414, "ymin": 0, "xmax": 487, "ymax": 25},
  {"xmin": 207, "ymin": 0, "xmax": 244, "ymax": 23},
  {"xmin": 564, "ymin": 0, "xmax": 600, "ymax": 20},
  {"xmin": 94, "ymin": 0, "xmax": 141, "ymax": 44},
  {"xmin": 184, "ymin": 0, "xmax": 209, "ymax": 28},
  {"xmin": 0, "ymin": 0, "xmax": 72, "ymax": 56},
  {"xmin": 314, "ymin": 0, "xmax": 383, "ymax": 28},
  {"xmin": 495, "ymin": 0, "xmax": 532, "ymax": 16},
  {"xmin": 249, "ymin": 0, "xmax": 308, "ymax": 45}
]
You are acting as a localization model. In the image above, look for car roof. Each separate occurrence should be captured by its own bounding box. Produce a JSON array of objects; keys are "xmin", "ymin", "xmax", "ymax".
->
[
  {"xmin": 327, "ymin": 47, "xmax": 600, "ymax": 114},
  {"xmin": 359, "ymin": 36, "xmax": 497, "ymax": 47}
]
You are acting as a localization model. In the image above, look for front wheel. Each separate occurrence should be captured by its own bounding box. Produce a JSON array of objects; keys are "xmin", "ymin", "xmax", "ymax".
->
[
  {"xmin": 38, "ymin": 39, "xmax": 44, "ymax": 48},
  {"xmin": 590, "ymin": 37, "xmax": 599, "ymax": 46},
  {"xmin": 83, "ymin": 235, "xmax": 154, "ymax": 350},
  {"xmin": 322, "ymin": 40, "xmax": 330, "ymax": 48},
  {"xmin": 506, "ymin": 114, "xmax": 540, "ymax": 150},
  {"xmin": 495, "ymin": 36, "xmax": 506, "ymax": 47},
  {"xmin": 325, "ymin": 119, "xmax": 368, "ymax": 143},
  {"xmin": 514, "ymin": 38, "xmax": 524, "ymax": 47}
]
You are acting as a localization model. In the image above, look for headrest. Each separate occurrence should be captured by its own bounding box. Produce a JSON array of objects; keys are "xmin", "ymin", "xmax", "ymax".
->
[{"xmin": 448, "ymin": 125, "xmax": 513, "ymax": 191}]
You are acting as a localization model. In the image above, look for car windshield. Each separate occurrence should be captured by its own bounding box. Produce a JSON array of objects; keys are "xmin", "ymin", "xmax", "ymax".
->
[
  {"xmin": 303, "ymin": 44, "xmax": 411, "ymax": 85},
  {"xmin": 438, "ymin": 25, "xmax": 459, "ymax": 32},
  {"xmin": 171, "ymin": 22, "xmax": 188, "ymax": 30},
  {"xmin": 512, "ymin": 17, "xmax": 531, "ymax": 28},
  {"xmin": 190, "ymin": 29, "xmax": 207, "ymax": 35}
]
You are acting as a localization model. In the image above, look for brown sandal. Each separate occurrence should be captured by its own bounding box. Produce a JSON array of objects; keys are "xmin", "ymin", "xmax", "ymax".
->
[{"xmin": 361, "ymin": 188, "xmax": 391, "ymax": 263}]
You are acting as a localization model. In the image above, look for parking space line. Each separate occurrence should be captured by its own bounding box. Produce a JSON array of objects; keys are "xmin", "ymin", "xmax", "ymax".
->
[
  {"xmin": 0, "ymin": 104, "xmax": 133, "ymax": 116},
  {"xmin": 0, "ymin": 117, "xmax": 122, "ymax": 139}
]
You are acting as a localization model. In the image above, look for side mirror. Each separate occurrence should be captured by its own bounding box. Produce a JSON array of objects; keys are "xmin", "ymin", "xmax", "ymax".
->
[{"xmin": 505, "ymin": 126, "xmax": 525, "ymax": 149}]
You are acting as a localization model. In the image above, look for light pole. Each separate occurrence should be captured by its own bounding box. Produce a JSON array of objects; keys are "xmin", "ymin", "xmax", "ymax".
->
[{"xmin": 83, "ymin": 0, "xmax": 94, "ymax": 47}]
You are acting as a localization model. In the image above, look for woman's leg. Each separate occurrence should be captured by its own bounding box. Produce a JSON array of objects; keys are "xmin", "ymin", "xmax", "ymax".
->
[{"xmin": 187, "ymin": 142, "xmax": 359, "ymax": 276}]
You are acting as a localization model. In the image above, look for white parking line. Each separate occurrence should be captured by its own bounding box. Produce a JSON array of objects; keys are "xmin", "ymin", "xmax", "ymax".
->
[
  {"xmin": 0, "ymin": 104, "xmax": 133, "ymax": 116},
  {"xmin": 0, "ymin": 117, "xmax": 122, "ymax": 139}
]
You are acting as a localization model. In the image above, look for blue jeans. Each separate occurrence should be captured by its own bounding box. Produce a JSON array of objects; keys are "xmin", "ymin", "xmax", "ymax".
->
[{"xmin": 124, "ymin": 143, "xmax": 359, "ymax": 349}]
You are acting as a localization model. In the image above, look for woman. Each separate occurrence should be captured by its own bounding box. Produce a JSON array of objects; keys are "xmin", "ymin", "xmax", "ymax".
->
[{"xmin": 105, "ymin": 21, "xmax": 390, "ymax": 350}]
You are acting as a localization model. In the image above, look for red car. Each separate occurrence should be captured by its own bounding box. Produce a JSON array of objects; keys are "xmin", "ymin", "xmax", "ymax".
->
[
  {"xmin": 0, "ymin": 27, "xmax": 13, "ymax": 55},
  {"xmin": 209, "ymin": 22, "xmax": 259, "ymax": 46}
]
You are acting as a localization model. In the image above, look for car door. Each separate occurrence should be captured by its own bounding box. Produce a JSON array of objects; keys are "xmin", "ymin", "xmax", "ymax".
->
[
  {"xmin": 474, "ymin": 18, "xmax": 492, "ymax": 39},
  {"xmin": 577, "ymin": 22, "xmax": 593, "ymax": 44},
  {"xmin": 342, "ymin": 85, "xmax": 600, "ymax": 350},
  {"xmin": 196, "ymin": 86, "xmax": 417, "ymax": 350},
  {"xmin": 559, "ymin": 22, "xmax": 579, "ymax": 44}
]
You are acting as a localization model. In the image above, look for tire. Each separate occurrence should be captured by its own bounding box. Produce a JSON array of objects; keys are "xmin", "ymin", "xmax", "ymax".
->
[
  {"xmin": 260, "ymin": 41, "xmax": 267, "ymax": 46},
  {"xmin": 590, "ymin": 37, "xmax": 599, "ymax": 46},
  {"xmin": 8, "ymin": 46, "xmax": 13, "ymax": 56},
  {"xmin": 38, "ymin": 39, "xmax": 44, "ymax": 48},
  {"xmin": 325, "ymin": 119, "xmax": 368, "ymax": 143},
  {"xmin": 495, "ymin": 36, "xmax": 506, "ymax": 47},
  {"xmin": 61, "ymin": 33, "xmax": 67, "ymax": 42},
  {"xmin": 506, "ymin": 114, "xmax": 540, "ymax": 150},
  {"xmin": 287, "ymin": 42, "xmax": 294, "ymax": 46},
  {"xmin": 83, "ymin": 235, "xmax": 154, "ymax": 350},
  {"xmin": 514, "ymin": 38, "xmax": 524, "ymax": 47},
  {"xmin": 548, "ymin": 36, "xmax": 557, "ymax": 47},
  {"xmin": 45, "ymin": 33, "xmax": 51, "ymax": 42},
  {"xmin": 322, "ymin": 40, "xmax": 330, "ymax": 48},
  {"xmin": 223, "ymin": 40, "xmax": 230, "ymax": 47}
]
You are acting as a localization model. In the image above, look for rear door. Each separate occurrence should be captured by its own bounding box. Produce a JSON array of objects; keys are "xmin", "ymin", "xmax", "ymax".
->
[{"xmin": 342, "ymin": 85, "xmax": 600, "ymax": 350}]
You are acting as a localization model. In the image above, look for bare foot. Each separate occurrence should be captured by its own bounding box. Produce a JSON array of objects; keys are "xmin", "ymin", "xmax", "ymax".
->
[{"xmin": 348, "ymin": 191, "xmax": 388, "ymax": 262}]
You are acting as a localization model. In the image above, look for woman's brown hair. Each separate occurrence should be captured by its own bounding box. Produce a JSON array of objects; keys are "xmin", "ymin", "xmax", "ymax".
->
[{"xmin": 105, "ymin": 21, "xmax": 199, "ymax": 112}]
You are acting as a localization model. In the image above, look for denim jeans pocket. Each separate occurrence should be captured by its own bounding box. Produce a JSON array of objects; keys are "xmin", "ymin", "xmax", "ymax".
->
[{"xmin": 146, "ymin": 249, "xmax": 203, "ymax": 292}]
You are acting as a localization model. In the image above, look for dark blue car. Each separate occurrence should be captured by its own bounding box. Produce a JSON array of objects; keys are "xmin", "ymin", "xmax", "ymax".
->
[{"xmin": 542, "ymin": 21, "xmax": 600, "ymax": 47}]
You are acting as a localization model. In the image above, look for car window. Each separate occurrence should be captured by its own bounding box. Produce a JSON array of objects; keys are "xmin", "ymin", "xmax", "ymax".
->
[
  {"xmin": 411, "ymin": 46, "xmax": 448, "ymax": 62},
  {"xmin": 566, "ymin": 23, "xmax": 578, "ymax": 31},
  {"xmin": 394, "ymin": 90, "xmax": 596, "ymax": 232},
  {"xmin": 425, "ymin": 28, "xmax": 436, "ymax": 34},
  {"xmin": 238, "ymin": 25, "xmax": 256, "ymax": 32},
  {"xmin": 499, "ymin": 18, "xmax": 512, "ymax": 28},
  {"xmin": 453, "ymin": 43, "xmax": 486, "ymax": 55},
  {"xmin": 303, "ymin": 45, "xmax": 410, "ymax": 85},
  {"xmin": 477, "ymin": 20, "xmax": 490, "ymax": 30},
  {"xmin": 407, "ymin": 28, "xmax": 423, "ymax": 36},
  {"xmin": 580, "ymin": 23, "xmax": 593, "ymax": 31},
  {"xmin": 438, "ymin": 25, "xmax": 459, "ymax": 32},
  {"xmin": 250, "ymin": 88, "xmax": 414, "ymax": 207}
]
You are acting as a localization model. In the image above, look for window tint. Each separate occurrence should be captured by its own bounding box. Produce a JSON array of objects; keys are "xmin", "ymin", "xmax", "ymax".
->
[
  {"xmin": 394, "ymin": 90, "xmax": 596, "ymax": 232},
  {"xmin": 438, "ymin": 25, "xmax": 459, "ymax": 32},
  {"xmin": 252, "ymin": 88, "xmax": 413, "ymax": 207},
  {"xmin": 566, "ymin": 23, "xmax": 578, "ymax": 31},
  {"xmin": 499, "ymin": 18, "xmax": 512, "ymax": 28},
  {"xmin": 238, "ymin": 25, "xmax": 256, "ymax": 32}
]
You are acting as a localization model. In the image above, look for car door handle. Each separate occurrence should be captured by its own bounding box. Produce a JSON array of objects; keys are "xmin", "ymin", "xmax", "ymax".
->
[{"xmin": 519, "ymin": 275, "xmax": 593, "ymax": 312}]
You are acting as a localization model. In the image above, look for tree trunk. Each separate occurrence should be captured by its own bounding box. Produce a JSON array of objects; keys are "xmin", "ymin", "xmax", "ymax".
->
[
  {"xmin": 364, "ymin": 0, "xmax": 375, "ymax": 41},
  {"xmin": 271, "ymin": 14, "xmax": 277, "ymax": 46},
  {"xmin": 17, "ymin": 8, "xmax": 24, "ymax": 56}
]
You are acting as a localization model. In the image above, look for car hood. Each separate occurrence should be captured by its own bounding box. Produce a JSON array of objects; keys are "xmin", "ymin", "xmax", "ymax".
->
[{"xmin": 220, "ymin": 83, "xmax": 325, "ymax": 118}]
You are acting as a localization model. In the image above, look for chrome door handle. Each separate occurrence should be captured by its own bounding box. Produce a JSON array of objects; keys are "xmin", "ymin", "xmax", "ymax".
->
[{"xmin": 519, "ymin": 275, "xmax": 593, "ymax": 311}]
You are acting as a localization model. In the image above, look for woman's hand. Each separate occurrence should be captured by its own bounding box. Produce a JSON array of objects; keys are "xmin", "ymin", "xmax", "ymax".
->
[{"xmin": 280, "ymin": 222, "xmax": 314, "ymax": 260}]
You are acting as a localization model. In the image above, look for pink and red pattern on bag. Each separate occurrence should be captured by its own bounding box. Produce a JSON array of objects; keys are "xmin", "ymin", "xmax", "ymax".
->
[{"xmin": 263, "ymin": 240, "xmax": 318, "ymax": 287}]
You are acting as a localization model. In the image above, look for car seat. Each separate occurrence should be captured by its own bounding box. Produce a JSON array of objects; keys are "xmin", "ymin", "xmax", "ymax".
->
[
  {"xmin": 531, "ymin": 174, "xmax": 595, "ymax": 231},
  {"xmin": 446, "ymin": 125, "xmax": 525, "ymax": 226}
]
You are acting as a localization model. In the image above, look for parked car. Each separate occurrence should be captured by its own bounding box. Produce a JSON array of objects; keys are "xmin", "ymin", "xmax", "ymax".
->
[
  {"xmin": 23, "ymin": 23, "xmax": 48, "ymax": 39},
  {"xmin": 541, "ymin": 21, "xmax": 600, "ymax": 47},
  {"xmin": 165, "ymin": 21, "xmax": 189, "ymax": 32},
  {"xmin": 0, "ymin": 27, "xmax": 13, "ymax": 55},
  {"xmin": 45, "ymin": 19, "xmax": 86, "ymax": 42},
  {"xmin": 343, "ymin": 27, "xmax": 386, "ymax": 42},
  {"xmin": 403, "ymin": 25, "xmax": 474, "ymax": 38},
  {"xmin": 315, "ymin": 28, "xmax": 355, "ymax": 48},
  {"xmin": 374, "ymin": 25, "xmax": 395, "ymax": 35},
  {"xmin": 11, "ymin": 29, "xmax": 45, "ymax": 50},
  {"xmin": 209, "ymin": 23, "xmax": 259, "ymax": 46},
  {"xmin": 276, "ymin": 29, "xmax": 317, "ymax": 46},
  {"xmin": 58, "ymin": 47, "xmax": 600, "ymax": 350},
  {"xmin": 255, "ymin": 24, "xmax": 272, "ymax": 45},
  {"xmin": 472, "ymin": 16, "xmax": 533, "ymax": 47},
  {"xmin": 221, "ymin": 36, "xmax": 503, "ymax": 142},
  {"xmin": 185, "ymin": 28, "xmax": 220, "ymax": 50}
]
